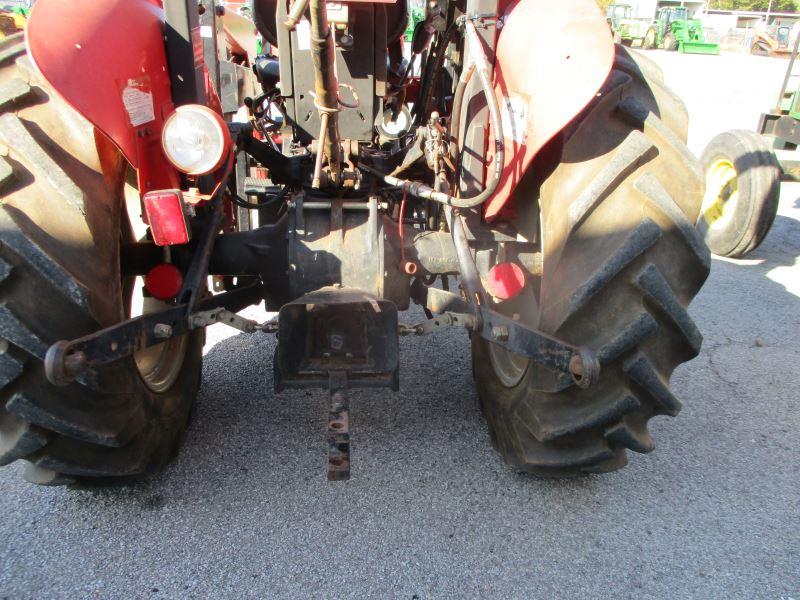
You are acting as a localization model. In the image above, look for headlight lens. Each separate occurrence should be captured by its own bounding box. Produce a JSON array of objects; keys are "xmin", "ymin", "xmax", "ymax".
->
[{"xmin": 161, "ymin": 105, "xmax": 230, "ymax": 175}]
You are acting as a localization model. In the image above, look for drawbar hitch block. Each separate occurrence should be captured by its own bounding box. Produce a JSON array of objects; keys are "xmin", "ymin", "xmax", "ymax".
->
[{"xmin": 274, "ymin": 286, "xmax": 400, "ymax": 481}]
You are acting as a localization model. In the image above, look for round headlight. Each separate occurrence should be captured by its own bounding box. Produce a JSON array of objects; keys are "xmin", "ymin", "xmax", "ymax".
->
[{"xmin": 161, "ymin": 105, "xmax": 230, "ymax": 175}]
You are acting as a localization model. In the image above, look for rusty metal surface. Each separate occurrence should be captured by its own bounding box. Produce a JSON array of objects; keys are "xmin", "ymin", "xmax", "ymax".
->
[
  {"xmin": 326, "ymin": 372, "xmax": 351, "ymax": 481},
  {"xmin": 287, "ymin": 194, "xmax": 410, "ymax": 310},
  {"xmin": 274, "ymin": 287, "xmax": 400, "ymax": 391},
  {"xmin": 274, "ymin": 289, "xmax": 400, "ymax": 480},
  {"xmin": 43, "ymin": 284, "xmax": 262, "ymax": 387}
]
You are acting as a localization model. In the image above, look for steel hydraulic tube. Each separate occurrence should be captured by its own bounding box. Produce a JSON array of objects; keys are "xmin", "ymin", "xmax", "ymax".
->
[
  {"xmin": 309, "ymin": 0, "xmax": 342, "ymax": 186},
  {"xmin": 284, "ymin": 0, "xmax": 309, "ymax": 30}
]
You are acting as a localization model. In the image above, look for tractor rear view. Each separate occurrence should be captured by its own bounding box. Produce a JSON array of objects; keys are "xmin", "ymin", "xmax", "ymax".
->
[{"xmin": 0, "ymin": 0, "xmax": 709, "ymax": 486}]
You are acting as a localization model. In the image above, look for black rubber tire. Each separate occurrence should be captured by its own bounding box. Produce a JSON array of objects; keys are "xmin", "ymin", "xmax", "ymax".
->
[
  {"xmin": 663, "ymin": 32, "xmax": 678, "ymax": 51},
  {"xmin": 751, "ymin": 42, "xmax": 770, "ymax": 57},
  {"xmin": 0, "ymin": 35, "xmax": 203, "ymax": 486},
  {"xmin": 698, "ymin": 130, "xmax": 781, "ymax": 258},
  {"xmin": 644, "ymin": 29, "xmax": 657, "ymax": 50},
  {"xmin": 472, "ymin": 46, "xmax": 710, "ymax": 477}
]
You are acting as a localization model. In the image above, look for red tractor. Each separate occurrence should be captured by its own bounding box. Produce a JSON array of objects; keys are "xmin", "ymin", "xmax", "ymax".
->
[{"xmin": 0, "ymin": 0, "xmax": 708, "ymax": 485}]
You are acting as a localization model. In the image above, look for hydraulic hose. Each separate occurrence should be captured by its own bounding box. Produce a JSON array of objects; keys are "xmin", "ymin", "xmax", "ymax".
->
[
  {"xmin": 414, "ymin": 21, "xmax": 459, "ymax": 126},
  {"xmin": 449, "ymin": 63, "xmax": 475, "ymax": 166},
  {"xmin": 366, "ymin": 20, "xmax": 504, "ymax": 209}
]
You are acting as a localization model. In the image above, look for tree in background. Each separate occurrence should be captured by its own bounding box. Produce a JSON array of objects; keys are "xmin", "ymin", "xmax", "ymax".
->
[
  {"xmin": 707, "ymin": 0, "xmax": 798, "ymax": 11},
  {"xmin": 595, "ymin": 0, "xmax": 798, "ymax": 13},
  {"xmin": 594, "ymin": 0, "xmax": 798, "ymax": 10}
]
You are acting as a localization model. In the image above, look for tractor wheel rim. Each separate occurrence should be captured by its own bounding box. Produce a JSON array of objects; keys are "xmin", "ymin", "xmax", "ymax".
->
[
  {"xmin": 133, "ymin": 293, "xmax": 189, "ymax": 393},
  {"xmin": 488, "ymin": 342, "xmax": 529, "ymax": 388},
  {"xmin": 701, "ymin": 157, "xmax": 739, "ymax": 231}
]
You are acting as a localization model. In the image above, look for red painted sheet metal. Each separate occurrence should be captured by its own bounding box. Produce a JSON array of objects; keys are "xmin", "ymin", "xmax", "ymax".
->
[
  {"xmin": 484, "ymin": 0, "xmax": 615, "ymax": 220},
  {"xmin": 27, "ymin": 0, "xmax": 179, "ymax": 190}
]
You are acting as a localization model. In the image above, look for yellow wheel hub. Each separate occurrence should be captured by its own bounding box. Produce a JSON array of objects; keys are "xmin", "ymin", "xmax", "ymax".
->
[{"xmin": 701, "ymin": 158, "xmax": 739, "ymax": 230}]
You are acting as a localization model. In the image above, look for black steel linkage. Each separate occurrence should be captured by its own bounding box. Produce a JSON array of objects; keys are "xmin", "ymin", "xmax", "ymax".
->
[
  {"xmin": 177, "ymin": 156, "xmax": 233, "ymax": 313},
  {"xmin": 477, "ymin": 311, "xmax": 599, "ymax": 389},
  {"xmin": 44, "ymin": 284, "xmax": 262, "ymax": 386},
  {"xmin": 397, "ymin": 309, "xmax": 598, "ymax": 390},
  {"xmin": 228, "ymin": 122, "xmax": 297, "ymax": 185}
]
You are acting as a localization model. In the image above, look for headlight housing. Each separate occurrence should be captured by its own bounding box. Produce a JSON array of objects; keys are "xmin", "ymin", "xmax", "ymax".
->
[{"xmin": 161, "ymin": 105, "xmax": 230, "ymax": 175}]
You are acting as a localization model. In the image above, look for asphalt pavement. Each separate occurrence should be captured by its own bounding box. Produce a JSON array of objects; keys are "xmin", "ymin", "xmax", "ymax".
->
[{"xmin": 1, "ymin": 50, "xmax": 799, "ymax": 599}]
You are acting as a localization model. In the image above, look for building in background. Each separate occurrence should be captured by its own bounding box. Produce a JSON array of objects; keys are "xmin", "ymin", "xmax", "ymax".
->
[
  {"xmin": 620, "ymin": 0, "xmax": 707, "ymax": 20},
  {"xmin": 705, "ymin": 8, "xmax": 798, "ymax": 29},
  {"xmin": 613, "ymin": 0, "xmax": 798, "ymax": 50}
]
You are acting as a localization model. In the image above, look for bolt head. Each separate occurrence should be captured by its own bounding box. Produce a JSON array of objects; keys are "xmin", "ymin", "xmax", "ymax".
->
[{"xmin": 153, "ymin": 323, "xmax": 173, "ymax": 339}]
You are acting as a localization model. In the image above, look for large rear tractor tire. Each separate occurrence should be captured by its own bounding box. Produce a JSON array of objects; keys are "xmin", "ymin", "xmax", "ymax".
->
[
  {"xmin": 0, "ymin": 35, "xmax": 203, "ymax": 486},
  {"xmin": 644, "ymin": 29, "xmax": 657, "ymax": 50},
  {"xmin": 698, "ymin": 129, "xmax": 780, "ymax": 258},
  {"xmin": 472, "ymin": 47, "xmax": 710, "ymax": 476}
]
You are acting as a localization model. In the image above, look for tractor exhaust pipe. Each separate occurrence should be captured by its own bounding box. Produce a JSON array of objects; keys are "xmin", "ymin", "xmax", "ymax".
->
[{"xmin": 309, "ymin": 0, "xmax": 341, "ymax": 187}]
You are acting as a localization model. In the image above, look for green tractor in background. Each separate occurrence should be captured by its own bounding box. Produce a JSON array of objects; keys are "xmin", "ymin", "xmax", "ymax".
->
[
  {"xmin": 605, "ymin": 3, "xmax": 651, "ymax": 46},
  {"xmin": 405, "ymin": 5, "xmax": 424, "ymax": 42},
  {"xmin": 644, "ymin": 7, "xmax": 720, "ymax": 55}
]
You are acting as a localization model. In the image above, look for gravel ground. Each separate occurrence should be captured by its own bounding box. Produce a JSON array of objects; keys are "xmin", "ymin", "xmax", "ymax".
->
[{"xmin": 1, "ymin": 50, "xmax": 799, "ymax": 599}]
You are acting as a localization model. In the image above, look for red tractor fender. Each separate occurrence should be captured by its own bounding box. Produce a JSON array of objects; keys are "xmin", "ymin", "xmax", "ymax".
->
[
  {"xmin": 485, "ymin": 0, "xmax": 615, "ymax": 220},
  {"xmin": 26, "ymin": 0, "xmax": 189, "ymax": 192}
]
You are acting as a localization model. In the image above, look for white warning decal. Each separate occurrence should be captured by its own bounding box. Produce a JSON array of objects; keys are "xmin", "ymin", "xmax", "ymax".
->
[
  {"xmin": 122, "ymin": 85, "xmax": 155, "ymax": 128},
  {"xmin": 501, "ymin": 94, "xmax": 529, "ymax": 145}
]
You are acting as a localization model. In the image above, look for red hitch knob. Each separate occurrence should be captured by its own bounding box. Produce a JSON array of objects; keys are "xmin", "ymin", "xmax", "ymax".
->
[
  {"xmin": 145, "ymin": 263, "xmax": 183, "ymax": 301},
  {"xmin": 486, "ymin": 262, "xmax": 526, "ymax": 301}
]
